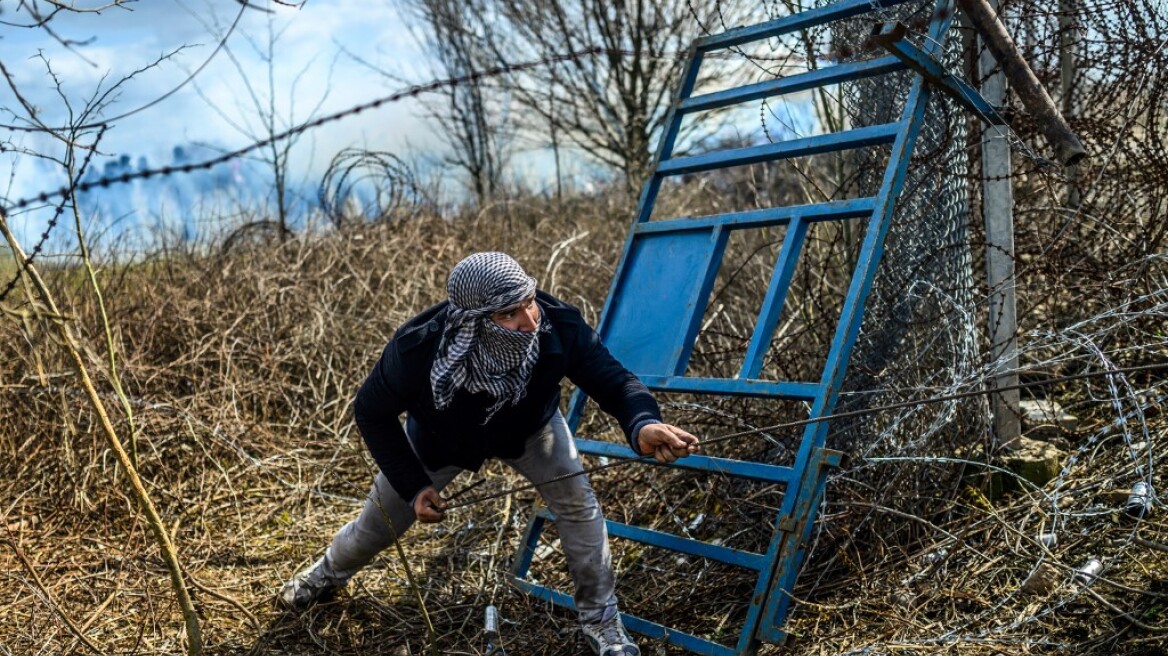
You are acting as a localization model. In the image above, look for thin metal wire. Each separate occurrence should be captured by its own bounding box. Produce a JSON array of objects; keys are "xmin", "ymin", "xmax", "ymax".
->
[
  {"xmin": 0, "ymin": 125, "xmax": 107, "ymax": 304},
  {"xmin": 445, "ymin": 361, "xmax": 1168, "ymax": 511},
  {"xmin": 0, "ymin": 46, "xmax": 668, "ymax": 215}
]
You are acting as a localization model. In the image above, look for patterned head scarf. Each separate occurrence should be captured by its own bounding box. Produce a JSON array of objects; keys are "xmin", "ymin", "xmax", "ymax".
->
[{"xmin": 430, "ymin": 252, "xmax": 550, "ymax": 422}]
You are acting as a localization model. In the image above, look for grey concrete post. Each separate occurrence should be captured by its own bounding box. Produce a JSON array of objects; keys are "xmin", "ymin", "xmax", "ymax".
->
[{"xmin": 978, "ymin": 0, "xmax": 1022, "ymax": 449}]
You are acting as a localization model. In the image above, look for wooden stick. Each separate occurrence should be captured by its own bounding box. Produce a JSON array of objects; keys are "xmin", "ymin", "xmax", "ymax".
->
[
  {"xmin": 957, "ymin": 0, "xmax": 1088, "ymax": 165},
  {"xmin": 0, "ymin": 208, "xmax": 203, "ymax": 655}
]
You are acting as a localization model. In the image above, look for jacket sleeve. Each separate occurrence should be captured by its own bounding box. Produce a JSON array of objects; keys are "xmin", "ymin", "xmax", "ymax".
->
[
  {"xmin": 352, "ymin": 341, "xmax": 433, "ymax": 502},
  {"xmin": 564, "ymin": 317, "xmax": 662, "ymax": 453}
]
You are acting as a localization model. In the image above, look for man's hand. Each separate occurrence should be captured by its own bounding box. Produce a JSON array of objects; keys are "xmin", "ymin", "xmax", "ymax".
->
[
  {"xmin": 636, "ymin": 423, "xmax": 699, "ymax": 464},
  {"xmin": 412, "ymin": 486, "xmax": 447, "ymax": 523}
]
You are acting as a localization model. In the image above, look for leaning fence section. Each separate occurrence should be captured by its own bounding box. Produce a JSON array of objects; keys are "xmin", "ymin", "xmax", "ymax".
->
[{"xmin": 508, "ymin": 1, "xmax": 970, "ymax": 653}]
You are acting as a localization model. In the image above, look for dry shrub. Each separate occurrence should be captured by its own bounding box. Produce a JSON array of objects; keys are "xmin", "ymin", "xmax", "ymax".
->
[
  {"xmin": 3, "ymin": 172, "xmax": 1168, "ymax": 655},
  {"xmin": 4, "ymin": 29, "xmax": 1168, "ymax": 648},
  {"xmin": 0, "ymin": 195, "xmax": 653, "ymax": 655}
]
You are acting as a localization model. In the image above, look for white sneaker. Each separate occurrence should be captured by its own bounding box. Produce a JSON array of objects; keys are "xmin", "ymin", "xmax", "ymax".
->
[
  {"xmin": 280, "ymin": 556, "xmax": 346, "ymax": 609},
  {"xmin": 581, "ymin": 615, "xmax": 640, "ymax": 656}
]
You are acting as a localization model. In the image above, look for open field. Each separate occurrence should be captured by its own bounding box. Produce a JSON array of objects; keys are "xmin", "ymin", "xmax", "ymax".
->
[
  {"xmin": 2, "ymin": 194, "xmax": 1167, "ymax": 655},
  {"xmin": 2, "ymin": 0, "xmax": 1168, "ymax": 650}
]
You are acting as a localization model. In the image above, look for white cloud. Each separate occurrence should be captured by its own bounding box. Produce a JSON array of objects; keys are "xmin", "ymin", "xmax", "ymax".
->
[
  {"xmin": 0, "ymin": 3, "xmax": 450, "ymax": 253},
  {"xmin": 2, "ymin": 0, "xmax": 443, "ymax": 212}
]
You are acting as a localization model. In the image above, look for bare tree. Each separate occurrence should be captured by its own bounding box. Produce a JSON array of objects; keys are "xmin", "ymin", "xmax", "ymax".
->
[
  {"xmin": 477, "ymin": 0, "xmax": 752, "ymax": 194},
  {"xmin": 417, "ymin": 0, "xmax": 512, "ymax": 204},
  {"xmin": 0, "ymin": 7, "xmax": 206, "ymax": 654},
  {"xmin": 391, "ymin": 0, "xmax": 755, "ymax": 197},
  {"xmin": 344, "ymin": 0, "xmax": 512, "ymax": 206},
  {"xmin": 190, "ymin": 9, "xmax": 331, "ymax": 239}
]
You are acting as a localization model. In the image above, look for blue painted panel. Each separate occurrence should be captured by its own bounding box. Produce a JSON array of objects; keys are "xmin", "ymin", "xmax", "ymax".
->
[
  {"xmin": 602, "ymin": 230, "xmax": 721, "ymax": 377},
  {"xmin": 638, "ymin": 375, "xmax": 821, "ymax": 399},
  {"xmin": 669, "ymin": 225, "xmax": 731, "ymax": 376},
  {"xmin": 577, "ymin": 437, "xmax": 795, "ymax": 483},
  {"xmin": 657, "ymin": 123, "xmax": 902, "ymax": 177}
]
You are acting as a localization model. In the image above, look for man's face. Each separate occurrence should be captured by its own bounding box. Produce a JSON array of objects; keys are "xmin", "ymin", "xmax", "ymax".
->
[{"xmin": 489, "ymin": 293, "xmax": 541, "ymax": 333}]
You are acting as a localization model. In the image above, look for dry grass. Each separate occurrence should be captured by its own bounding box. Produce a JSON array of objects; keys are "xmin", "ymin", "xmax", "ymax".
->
[{"xmin": 1, "ymin": 185, "xmax": 1167, "ymax": 656}]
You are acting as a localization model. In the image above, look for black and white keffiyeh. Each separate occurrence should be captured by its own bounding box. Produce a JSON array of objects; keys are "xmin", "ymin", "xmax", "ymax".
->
[{"xmin": 430, "ymin": 252, "xmax": 550, "ymax": 422}]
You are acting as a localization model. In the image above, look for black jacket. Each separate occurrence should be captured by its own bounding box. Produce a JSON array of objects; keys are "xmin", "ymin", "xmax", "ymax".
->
[{"xmin": 353, "ymin": 290, "xmax": 662, "ymax": 501}]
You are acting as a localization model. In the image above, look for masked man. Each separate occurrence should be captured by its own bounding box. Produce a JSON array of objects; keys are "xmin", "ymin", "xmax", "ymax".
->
[{"xmin": 282, "ymin": 252, "xmax": 699, "ymax": 656}]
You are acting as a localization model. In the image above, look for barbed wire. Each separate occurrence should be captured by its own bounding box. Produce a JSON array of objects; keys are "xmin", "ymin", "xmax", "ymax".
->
[
  {"xmin": 0, "ymin": 125, "xmax": 106, "ymax": 305},
  {"xmin": 1, "ymin": 48, "xmax": 620, "ymax": 216},
  {"xmin": 2, "ymin": 1, "xmax": 1165, "ymax": 652},
  {"xmin": 445, "ymin": 361, "xmax": 1168, "ymax": 511},
  {"xmin": 0, "ymin": 42, "xmax": 797, "ymax": 219},
  {"xmin": 0, "ymin": 44, "xmax": 656, "ymax": 308}
]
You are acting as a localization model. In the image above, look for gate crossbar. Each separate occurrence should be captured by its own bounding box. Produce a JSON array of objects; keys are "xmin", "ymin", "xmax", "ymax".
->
[{"xmin": 510, "ymin": 1, "xmax": 958, "ymax": 653}]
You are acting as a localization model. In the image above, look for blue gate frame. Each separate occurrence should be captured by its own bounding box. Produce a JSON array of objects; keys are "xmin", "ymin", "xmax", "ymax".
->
[{"xmin": 511, "ymin": 1, "xmax": 960, "ymax": 653}]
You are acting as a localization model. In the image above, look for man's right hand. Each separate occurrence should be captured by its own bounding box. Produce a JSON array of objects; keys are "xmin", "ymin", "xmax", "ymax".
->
[
  {"xmin": 412, "ymin": 486, "xmax": 447, "ymax": 523},
  {"xmin": 636, "ymin": 423, "xmax": 699, "ymax": 464}
]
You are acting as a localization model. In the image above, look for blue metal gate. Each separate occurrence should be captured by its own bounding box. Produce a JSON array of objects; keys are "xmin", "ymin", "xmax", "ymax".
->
[{"xmin": 511, "ymin": 1, "xmax": 959, "ymax": 653}]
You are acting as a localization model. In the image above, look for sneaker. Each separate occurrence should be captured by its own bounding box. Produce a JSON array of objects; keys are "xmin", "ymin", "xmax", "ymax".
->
[
  {"xmin": 581, "ymin": 615, "xmax": 640, "ymax": 656},
  {"xmin": 280, "ymin": 556, "xmax": 346, "ymax": 609}
]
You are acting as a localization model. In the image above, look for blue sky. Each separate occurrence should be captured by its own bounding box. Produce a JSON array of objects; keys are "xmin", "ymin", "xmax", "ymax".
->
[
  {"xmin": 0, "ymin": 0, "xmax": 828, "ymax": 250},
  {"xmin": 1, "ymin": 0, "xmax": 446, "ymax": 245}
]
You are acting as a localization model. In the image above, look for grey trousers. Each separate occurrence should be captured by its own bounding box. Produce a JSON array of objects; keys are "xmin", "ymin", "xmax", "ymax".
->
[{"xmin": 325, "ymin": 411, "xmax": 618, "ymax": 625}]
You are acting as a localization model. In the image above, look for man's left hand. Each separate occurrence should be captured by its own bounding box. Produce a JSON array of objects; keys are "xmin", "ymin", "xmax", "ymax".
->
[{"xmin": 636, "ymin": 424, "xmax": 699, "ymax": 464}]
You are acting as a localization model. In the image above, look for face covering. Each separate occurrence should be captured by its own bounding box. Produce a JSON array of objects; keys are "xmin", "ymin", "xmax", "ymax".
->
[{"xmin": 430, "ymin": 252, "xmax": 550, "ymax": 423}]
